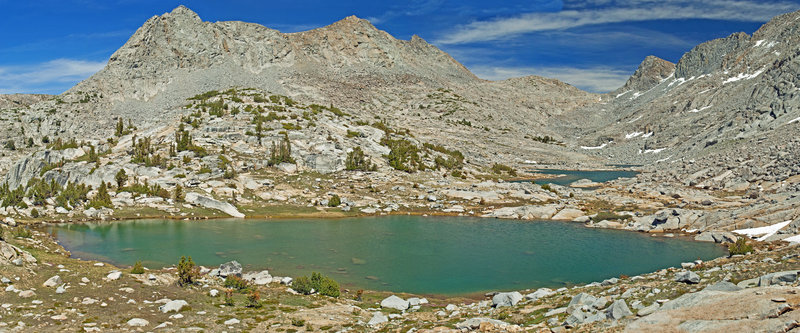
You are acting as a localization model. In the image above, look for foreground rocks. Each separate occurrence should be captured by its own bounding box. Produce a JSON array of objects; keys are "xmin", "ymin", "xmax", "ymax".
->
[{"xmin": 626, "ymin": 287, "xmax": 800, "ymax": 332}]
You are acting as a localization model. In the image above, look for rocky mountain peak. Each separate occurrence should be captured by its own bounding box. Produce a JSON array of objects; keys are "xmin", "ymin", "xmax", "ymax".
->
[
  {"xmin": 166, "ymin": 5, "xmax": 201, "ymax": 21},
  {"xmin": 67, "ymin": 5, "xmax": 480, "ymax": 107},
  {"xmin": 615, "ymin": 55, "xmax": 675, "ymax": 93}
]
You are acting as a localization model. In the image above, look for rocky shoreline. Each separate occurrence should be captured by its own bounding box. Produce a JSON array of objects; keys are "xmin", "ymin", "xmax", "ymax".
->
[{"xmin": 1, "ymin": 216, "xmax": 798, "ymax": 332}]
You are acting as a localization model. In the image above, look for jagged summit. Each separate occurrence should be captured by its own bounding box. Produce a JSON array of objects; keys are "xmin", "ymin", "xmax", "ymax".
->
[
  {"xmin": 166, "ymin": 5, "xmax": 200, "ymax": 20},
  {"xmin": 614, "ymin": 56, "xmax": 675, "ymax": 94}
]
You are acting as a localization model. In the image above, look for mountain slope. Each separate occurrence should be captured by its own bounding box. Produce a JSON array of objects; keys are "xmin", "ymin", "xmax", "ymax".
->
[{"xmin": 561, "ymin": 9, "xmax": 800, "ymax": 167}]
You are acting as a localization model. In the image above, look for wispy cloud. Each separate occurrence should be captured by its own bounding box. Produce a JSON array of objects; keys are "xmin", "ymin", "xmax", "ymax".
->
[
  {"xmin": 471, "ymin": 65, "xmax": 632, "ymax": 92},
  {"xmin": 0, "ymin": 59, "xmax": 106, "ymax": 94},
  {"xmin": 438, "ymin": 0, "xmax": 800, "ymax": 44}
]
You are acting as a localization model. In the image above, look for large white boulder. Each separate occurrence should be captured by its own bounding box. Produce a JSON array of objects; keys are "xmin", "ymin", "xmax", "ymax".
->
[{"xmin": 380, "ymin": 295, "xmax": 410, "ymax": 311}]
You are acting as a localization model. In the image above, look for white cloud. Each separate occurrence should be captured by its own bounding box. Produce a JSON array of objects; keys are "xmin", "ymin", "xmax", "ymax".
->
[
  {"xmin": 471, "ymin": 65, "xmax": 632, "ymax": 92},
  {"xmin": 438, "ymin": 0, "xmax": 800, "ymax": 44},
  {"xmin": 0, "ymin": 59, "xmax": 105, "ymax": 94}
]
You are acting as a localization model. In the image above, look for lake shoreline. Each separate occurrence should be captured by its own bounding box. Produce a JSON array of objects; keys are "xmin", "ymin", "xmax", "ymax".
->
[{"xmin": 42, "ymin": 214, "xmax": 728, "ymax": 298}]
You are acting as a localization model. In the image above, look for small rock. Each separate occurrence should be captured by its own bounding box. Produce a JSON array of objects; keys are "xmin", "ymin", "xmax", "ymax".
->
[
  {"xmin": 368, "ymin": 312, "xmax": 388, "ymax": 326},
  {"xmin": 492, "ymin": 291, "xmax": 523, "ymax": 307},
  {"xmin": 637, "ymin": 303, "xmax": 660, "ymax": 316},
  {"xmin": 159, "ymin": 300, "xmax": 188, "ymax": 313},
  {"xmin": 703, "ymin": 281, "xmax": 742, "ymax": 292},
  {"xmin": 606, "ymin": 300, "xmax": 633, "ymax": 320},
  {"xmin": 209, "ymin": 289, "xmax": 219, "ymax": 297},
  {"xmin": 223, "ymin": 318, "xmax": 240, "ymax": 325},
  {"xmin": 43, "ymin": 275, "xmax": 62, "ymax": 288},
  {"xmin": 216, "ymin": 261, "xmax": 243, "ymax": 278},
  {"xmin": 106, "ymin": 271, "xmax": 122, "ymax": 281},
  {"xmin": 675, "ymin": 271, "xmax": 701, "ymax": 284},
  {"xmin": 127, "ymin": 318, "xmax": 149, "ymax": 327},
  {"xmin": 18, "ymin": 290, "xmax": 35, "ymax": 298},
  {"xmin": 525, "ymin": 288, "xmax": 555, "ymax": 300}
]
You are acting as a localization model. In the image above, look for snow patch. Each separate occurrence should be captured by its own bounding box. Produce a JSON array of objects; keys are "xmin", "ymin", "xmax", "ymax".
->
[
  {"xmin": 784, "ymin": 234, "xmax": 800, "ymax": 244},
  {"xmin": 625, "ymin": 132, "xmax": 643, "ymax": 139},
  {"xmin": 644, "ymin": 148, "xmax": 666, "ymax": 154},
  {"xmin": 754, "ymin": 39, "xmax": 765, "ymax": 47},
  {"xmin": 627, "ymin": 115, "xmax": 642, "ymax": 123},
  {"xmin": 630, "ymin": 92, "xmax": 643, "ymax": 99},
  {"xmin": 641, "ymin": 132, "xmax": 654, "ymax": 138},
  {"xmin": 581, "ymin": 142, "xmax": 611, "ymax": 150},
  {"xmin": 723, "ymin": 68, "xmax": 765, "ymax": 84},
  {"xmin": 688, "ymin": 105, "xmax": 712, "ymax": 113},
  {"xmin": 734, "ymin": 220, "xmax": 793, "ymax": 242},
  {"xmin": 655, "ymin": 155, "xmax": 673, "ymax": 163},
  {"xmin": 616, "ymin": 90, "xmax": 632, "ymax": 98},
  {"xmin": 668, "ymin": 77, "xmax": 686, "ymax": 87},
  {"xmin": 788, "ymin": 116, "xmax": 800, "ymax": 124}
]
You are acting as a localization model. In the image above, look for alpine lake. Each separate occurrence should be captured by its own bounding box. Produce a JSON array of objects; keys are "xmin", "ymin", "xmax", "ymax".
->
[{"xmin": 46, "ymin": 215, "xmax": 725, "ymax": 296}]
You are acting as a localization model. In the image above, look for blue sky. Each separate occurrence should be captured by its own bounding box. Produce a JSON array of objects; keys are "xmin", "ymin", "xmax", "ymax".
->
[{"xmin": 1, "ymin": 0, "xmax": 798, "ymax": 94}]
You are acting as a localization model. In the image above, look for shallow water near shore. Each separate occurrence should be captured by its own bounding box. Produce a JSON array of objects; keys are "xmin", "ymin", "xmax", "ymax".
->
[
  {"xmin": 519, "ymin": 169, "xmax": 640, "ymax": 187},
  {"xmin": 47, "ymin": 216, "xmax": 725, "ymax": 295}
]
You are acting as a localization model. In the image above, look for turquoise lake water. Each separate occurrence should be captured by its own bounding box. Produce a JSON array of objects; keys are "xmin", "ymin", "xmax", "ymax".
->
[
  {"xmin": 47, "ymin": 216, "xmax": 724, "ymax": 295},
  {"xmin": 520, "ymin": 169, "xmax": 639, "ymax": 187}
]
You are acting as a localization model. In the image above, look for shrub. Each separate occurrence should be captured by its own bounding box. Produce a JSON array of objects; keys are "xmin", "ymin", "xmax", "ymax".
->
[
  {"xmin": 177, "ymin": 256, "xmax": 197, "ymax": 286},
  {"xmin": 317, "ymin": 276, "xmax": 340, "ymax": 297},
  {"xmin": 56, "ymin": 182, "xmax": 89, "ymax": 209},
  {"xmin": 292, "ymin": 272, "xmax": 340, "ymax": 297},
  {"xmin": 381, "ymin": 137, "xmax": 423, "ymax": 172},
  {"xmin": 27, "ymin": 178, "xmax": 61, "ymax": 206},
  {"xmin": 1, "ymin": 184, "xmax": 27, "ymax": 208},
  {"xmin": 174, "ymin": 184, "xmax": 185, "ymax": 202},
  {"xmin": 224, "ymin": 275, "xmax": 249, "ymax": 290},
  {"xmin": 728, "ymin": 237, "xmax": 753, "ymax": 256},
  {"xmin": 11, "ymin": 226, "xmax": 32, "ymax": 239},
  {"xmin": 3, "ymin": 140, "xmax": 15, "ymax": 151},
  {"xmin": 88, "ymin": 182, "xmax": 112, "ymax": 209},
  {"xmin": 292, "ymin": 319, "xmax": 305, "ymax": 327},
  {"xmin": 291, "ymin": 276, "xmax": 313, "ymax": 295},
  {"xmin": 115, "ymin": 169, "xmax": 127, "ymax": 188},
  {"xmin": 175, "ymin": 123, "xmax": 207, "ymax": 157},
  {"xmin": 246, "ymin": 290, "xmax": 261, "ymax": 308},
  {"xmin": 30, "ymin": 208, "xmax": 39, "ymax": 218},
  {"xmin": 345, "ymin": 147, "xmax": 376, "ymax": 171},
  {"xmin": 591, "ymin": 211, "xmax": 631, "ymax": 222},
  {"xmin": 268, "ymin": 133, "xmax": 294, "ymax": 166},
  {"xmin": 328, "ymin": 194, "xmax": 341, "ymax": 207},
  {"xmin": 48, "ymin": 138, "xmax": 79, "ymax": 150},
  {"xmin": 224, "ymin": 289, "xmax": 234, "ymax": 306},
  {"xmin": 131, "ymin": 261, "xmax": 145, "ymax": 274},
  {"xmin": 491, "ymin": 163, "xmax": 517, "ymax": 176}
]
